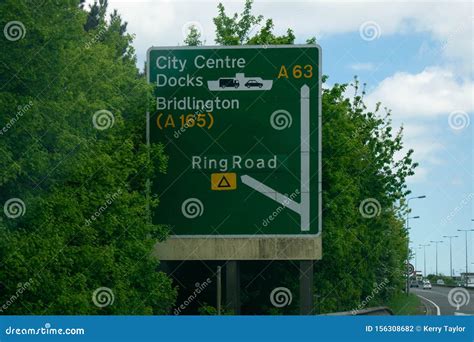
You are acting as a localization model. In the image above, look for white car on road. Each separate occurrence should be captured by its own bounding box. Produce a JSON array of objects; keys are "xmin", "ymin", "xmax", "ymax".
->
[{"xmin": 423, "ymin": 280, "xmax": 432, "ymax": 289}]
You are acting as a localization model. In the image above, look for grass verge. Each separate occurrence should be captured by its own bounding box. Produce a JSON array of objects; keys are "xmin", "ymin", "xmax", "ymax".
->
[{"xmin": 387, "ymin": 293, "xmax": 424, "ymax": 315}]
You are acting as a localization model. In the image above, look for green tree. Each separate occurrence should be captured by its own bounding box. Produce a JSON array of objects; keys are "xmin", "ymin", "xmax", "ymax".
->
[
  {"xmin": 213, "ymin": 0, "xmax": 262, "ymax": 45},
  {"xmin": 0, "ymin": 0, "xmax": 175, "ymax": 314},
  {"xmin": 84, "ymin": 0, "xmax": 108, "ymax": 32},
  {"xmin": 213, "ymin": 0, "xmax": 294, "ymax": 45},
  {"xmin": 184, "ymin": 25, "xmax": 203, "ymax": 46}
]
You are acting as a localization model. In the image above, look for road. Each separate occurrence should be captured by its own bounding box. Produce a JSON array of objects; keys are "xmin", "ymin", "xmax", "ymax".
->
[{"xmin": 412, "ymin": 285, "xmax": 474, "ymax": 315}]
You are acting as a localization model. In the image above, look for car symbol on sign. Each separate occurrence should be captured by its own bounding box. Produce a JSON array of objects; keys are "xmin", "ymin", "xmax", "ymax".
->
[{"xmin": 245, "ymin": 80, "xmax": 263, "ymax": 88}]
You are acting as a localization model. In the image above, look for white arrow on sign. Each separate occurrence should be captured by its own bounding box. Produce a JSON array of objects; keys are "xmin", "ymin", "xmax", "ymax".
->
[{"xmin": 241, "ymin": 85, "xmax": 311, "ymax": 232}]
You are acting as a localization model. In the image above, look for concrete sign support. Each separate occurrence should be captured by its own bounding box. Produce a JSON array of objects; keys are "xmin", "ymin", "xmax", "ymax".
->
[
  {"xmin": 299, "ymin": 260, "xmax": 314, "ymax": 315},
  {"xmin": 226, "ymin": 261, "xmax": 241, "ymax": 314}
]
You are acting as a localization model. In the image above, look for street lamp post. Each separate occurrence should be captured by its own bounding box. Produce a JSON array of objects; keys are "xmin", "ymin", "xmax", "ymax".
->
[
  {"xmin": 443, "ymin": 235, "xmax": 458, "ymax": 278},
  {"xmin": 406, "ymin": 218, "xmax": 419, "ymax": 294},
  {"xmin": 419, "ymin": 244, "xmax": 430, "ymax": 277},
  {"xmin": 414, "ymin": 246, "xmax": 422, "ymax": 271},
  {"xmin": 405, "ymin": 195, "xmax": 425, "ymax": 295},
  {"xmin": 457, "ymin": 229, "xmax": 474, "ymax": 278},
  {"xmin": 430, "ymin": 240, "xmax": 443, "ymax": 276}
]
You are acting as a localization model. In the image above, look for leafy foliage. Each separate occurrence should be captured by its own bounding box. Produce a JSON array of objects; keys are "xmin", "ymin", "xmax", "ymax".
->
[
  {"xmin": 0, "ymin": 0, "xmax": 176, "ymax": 314},
  {"xmin": 211, "ymin": 0, "xmax": 294, "ymax": 45},
  {"xmin": 184, "ymin": 25, "xmax": 203, "ymax": 46},
  {"xmin": 314, "ymin": 80, "xmax": 415, "ymax": 312}
]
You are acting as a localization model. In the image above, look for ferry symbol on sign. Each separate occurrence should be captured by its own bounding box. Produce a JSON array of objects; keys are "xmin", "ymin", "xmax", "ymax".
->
[
  {"xmin": 207, "ymin": 73, "xmax": 273, "ymax": 91},
  {"xmin": 211, "ymin": 173, "xmax": 237, "ymax": 191}
]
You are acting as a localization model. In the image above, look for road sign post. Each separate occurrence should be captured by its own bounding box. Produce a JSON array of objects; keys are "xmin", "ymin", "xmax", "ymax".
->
[
  {"xmin": 147, "ymin": 45, "xmax": 322, "ymax": 261},
  {"xmin": 226, "ymin": 261, "xmax": 241, "ymax": 314},
  {"xmin": 300, "ymin": 260, "xmax": 314, "ymax": 315}
]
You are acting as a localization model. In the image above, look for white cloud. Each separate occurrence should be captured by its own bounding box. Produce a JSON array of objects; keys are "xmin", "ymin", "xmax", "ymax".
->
[
  {"xmin": 365, "ymin": 66, "xmax": 473, "ymax": 184},
  {"xmin": 93, "ymin": 0, "xmax": 473, "ymax": 72},
  {"xmin": 366, "ymin": 67, "xmax": 473, "ymax": 118},
  {"xmin": 450, "ymin": 177, "xmax": 464, "ymax": 186},
  {"xmin": 406, "ymin": 166, "xmax": 428, "ymax": 184},
  {"xmin": 252, "ymin": 1, "xmax": 473, "ymax": 71},
  {"xmin": 394, "ymin": 123, "xmax": 444, "ymax": 184},
  {"xmin": 350, "ymin": 62, "xmax": 375, "ymax": 71},
  {"xmin": 401, "ymin": 123, "xmax": 444, "ymax": 163}
]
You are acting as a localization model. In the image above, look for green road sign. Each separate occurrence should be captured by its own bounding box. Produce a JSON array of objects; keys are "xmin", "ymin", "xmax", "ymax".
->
[{"xmin": 147, "ymin": 45, "xmax": 321, "ymax": 259}]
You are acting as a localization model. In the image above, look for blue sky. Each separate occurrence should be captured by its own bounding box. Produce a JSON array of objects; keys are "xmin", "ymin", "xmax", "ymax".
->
[{"xmin": 96, "ymin": 0, "xmax": 473, "ymax": 276}]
